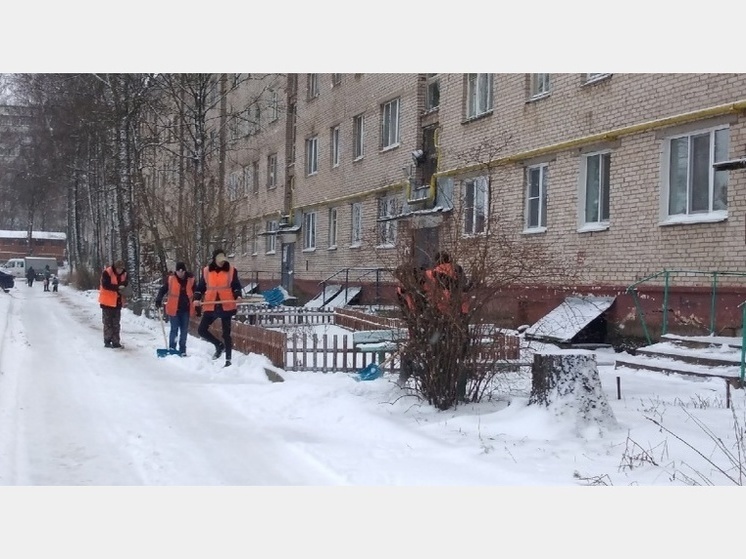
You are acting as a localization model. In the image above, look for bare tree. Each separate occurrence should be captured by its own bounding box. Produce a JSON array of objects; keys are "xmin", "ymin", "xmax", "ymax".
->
[{"xmin": 365, "ymin": 136, "xmax": 580, "ymax": 410}]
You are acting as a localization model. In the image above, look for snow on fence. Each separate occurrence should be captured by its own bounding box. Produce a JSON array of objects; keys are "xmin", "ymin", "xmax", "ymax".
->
[{"xmin": 188, "ymin": 308, "xmax": 521, "ymax": 373}]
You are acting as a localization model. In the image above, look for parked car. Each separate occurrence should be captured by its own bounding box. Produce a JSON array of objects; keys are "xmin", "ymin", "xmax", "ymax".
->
[{"xmin": 0, "ymin": 269, "xmax": 14, "ymax": 291}]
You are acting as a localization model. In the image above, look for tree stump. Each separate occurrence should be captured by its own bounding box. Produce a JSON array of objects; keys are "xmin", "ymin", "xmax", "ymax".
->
[{"xmin": 529, "ymin": 353, "xmax": 617, "ymax": 432}]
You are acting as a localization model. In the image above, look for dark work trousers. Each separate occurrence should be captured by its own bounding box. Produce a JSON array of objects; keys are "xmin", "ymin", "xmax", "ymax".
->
[
  {"xmin": 169, "ymin": 311, "xmax": 191, "ymax": 354},
  {"xmin": 197, "ymin": 312, "xmax": 233, "ymax": 360},
  {"xmin": 102, "ymin": 306, "xmax": 122, "ymax": 345}
]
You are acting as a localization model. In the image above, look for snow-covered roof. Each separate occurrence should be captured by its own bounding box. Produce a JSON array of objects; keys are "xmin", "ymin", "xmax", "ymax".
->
[{"xmin": 0, "ymin": 230, "xmax": 66, "ymax": 241}]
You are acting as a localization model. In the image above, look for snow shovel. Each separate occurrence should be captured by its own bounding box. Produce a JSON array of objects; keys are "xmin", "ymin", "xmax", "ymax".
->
[
  {"xmin": 355, "ymin": 351, "xmax": 398, "ymax": 382},
  {"xmin": 156, "ymin": 306, "xmax": 180, "ymax": 358}
]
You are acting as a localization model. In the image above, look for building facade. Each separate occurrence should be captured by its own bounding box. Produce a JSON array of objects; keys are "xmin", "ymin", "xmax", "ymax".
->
[{"xmin": 180, "ymin": 74, "xmax": 746, "ymax": 343}]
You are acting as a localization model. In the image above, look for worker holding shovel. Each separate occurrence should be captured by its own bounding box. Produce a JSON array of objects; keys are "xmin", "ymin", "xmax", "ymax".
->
[{"xmin": 155, "ymin": 261, "xmax": 195, "ymax": 357}]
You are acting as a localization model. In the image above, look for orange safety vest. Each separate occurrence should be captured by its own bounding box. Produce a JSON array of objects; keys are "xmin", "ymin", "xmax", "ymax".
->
[
  {"xmin": 423, "ymin": 263, "xmax": 469, "ymax": 315},
  {"xmin": 98, "ymin": 266, "xmax": 127, "ymax": 308},
  {"xmin": 165, "ymin": 274, "xmax": 195, "ymax": 317},
  {"xmin": 201, "ymin": 264, "xmax": 236, "ymax": 312}
]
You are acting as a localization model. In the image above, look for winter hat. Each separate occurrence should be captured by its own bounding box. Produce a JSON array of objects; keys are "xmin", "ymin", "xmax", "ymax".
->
[
  {"xmin": 114, "ymin": 259, "xmax": 126, "ymax": 269},
  {"xmin": 212, "ymin": 248, "xmax": 226, "ymax": 261},
  {"xmin": 175, "ymin": 261, "xmax": 187, "ymax": 272}
]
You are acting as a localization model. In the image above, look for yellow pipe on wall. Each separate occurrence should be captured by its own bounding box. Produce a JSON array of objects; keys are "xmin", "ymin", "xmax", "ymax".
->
[{"xmin": 435, "ymin": 99, "xmax": 746, "ymax": 179}]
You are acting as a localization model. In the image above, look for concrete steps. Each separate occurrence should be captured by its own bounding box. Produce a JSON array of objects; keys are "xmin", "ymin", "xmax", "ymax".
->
[{"xmin": 614, "ymin": 334, "xmax": 745, "ymax": 384}]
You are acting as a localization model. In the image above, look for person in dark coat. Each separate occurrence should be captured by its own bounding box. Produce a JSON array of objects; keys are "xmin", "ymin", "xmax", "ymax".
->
[
  {"xmin": 98, "ymin": 259, "xmax": 128, "ymax": 348},
  {"xmin": 155, "ymin": 261, "xmax": 195, "ymax": 356},
  {"xmin": 193, "ymin": 248, "xmax": 243, "ymax": 367},
  {"xmin": 26, "ymin": 266, "xmax": 35, "ymax": 287}
]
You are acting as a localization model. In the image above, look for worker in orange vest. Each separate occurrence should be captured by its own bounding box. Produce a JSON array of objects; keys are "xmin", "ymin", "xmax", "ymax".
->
[
  {"xmin": 98, "ymin": 259, "xmax": 128, "ymax": 348},
  {"xmin": 193, "ymin": 248, "xmax": 243, "ymax": 367},
  {"xmin": 155, "ymin": 261, "xmax": 195, "ymax": 356}
]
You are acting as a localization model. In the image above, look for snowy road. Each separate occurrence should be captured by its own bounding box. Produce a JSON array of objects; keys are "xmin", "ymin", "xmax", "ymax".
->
[{"xmin": 0, "ymin": 285, "xmax": 342, "ymax": 485}]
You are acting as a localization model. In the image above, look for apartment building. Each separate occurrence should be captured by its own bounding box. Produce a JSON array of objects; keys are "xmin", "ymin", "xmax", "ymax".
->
[{"xmin": 223, "ymin": 73, "xmax": 746, "ymax": 343}]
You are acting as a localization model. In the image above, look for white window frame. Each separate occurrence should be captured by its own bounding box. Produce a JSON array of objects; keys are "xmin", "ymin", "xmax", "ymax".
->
[
  {"xmin": 332, "ymin": 73, "xmax": 342, "ymax": 87},
  {"xmin": 525, "ymin": 164, "xmax": 548, "ymax": 232},
  {"xmin": 381, "ymin": 98, "xmax": 400, "ymax": 150},
  {"xmin": 425, "ymin": 74, "xmax": 440, "ymax": 112},
  {"xmin": 377, "ymin": 195, "xmax": 397, "ymax": 247},
  {"xmin": 267, "ymin": 153, "xmax": 277, "ymax": 188},
  {"xmin": 227, "ymin": 170, "xmax": 242, "ymax": 201},
  {"xmin": 530, "ymin": 73, "xmax": 551, "ymax": 98},
  {"xmin": 661, "ymin": 125, "xmax": 729, "ymax": 224},
  {"xmin": 353, "ymin": 114, "xmax": 365, "ymax": 160},
  {"xmin": 463, "ymin": 176, "xmax": 489, "ymax": 236},
  {"xmin": 585, "ymin": 73, "xmax": 612, "ymax": 84},
  {"xmin": 270, "ymin": 91, "xmax": 280, "ymax": 122},
  {"xmin": 303, "ymin": 211, "xmax": 317, "ymax": 251},
  {"xmin": 265, "ymin": 220, "xmax": 277, "ymax": 253},
  {"xmin": 307, "ymin": 74, "xmax": 319, "ymax": 99},
  {"xmin": 305, "ymin": 136, "xmax": 319, "ymax": 176},
  {"xmin": 331, "ymin": 126, "xmax": 340, "ymax": 168},
  {"xmin": 466, "ymin": 73, "xmax": 493, "ymax": 119},
  {"xmin": 351, "ymin": 202, "xmax": 362, "ymax": 246},
  {"xmin": 328, "ymin": 207, "xmax": 338, "ymax": 249},
  {"xmin": 578, "ymin": 151, "xmax": 611, "ymax": 231}
]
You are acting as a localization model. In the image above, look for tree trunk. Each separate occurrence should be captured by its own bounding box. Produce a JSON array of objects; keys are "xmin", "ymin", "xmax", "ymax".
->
[{"xmin": 529, "ymin": 353, "xmax": 617, "ymax": 431}]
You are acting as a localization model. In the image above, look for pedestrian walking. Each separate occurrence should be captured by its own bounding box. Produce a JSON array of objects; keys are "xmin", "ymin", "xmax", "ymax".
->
[
  {"xmin": 194, "ymin": 248, "xmax": 243, "ymax": 367},
  {"xmin": 26, "ymin": 266, "xmax": 35, "ymax": 287}
]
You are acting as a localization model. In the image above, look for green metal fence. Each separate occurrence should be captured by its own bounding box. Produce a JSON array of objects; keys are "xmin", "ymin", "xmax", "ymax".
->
[{"xmin": 627, "ymin": 269, "xmax": 746, "ymax": 385}]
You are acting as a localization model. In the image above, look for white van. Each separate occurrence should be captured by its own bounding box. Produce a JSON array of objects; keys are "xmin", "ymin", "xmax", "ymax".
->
[
  {"xmin": 0, "ymin": 257, "xmax": 58, "ymax": 279},
  {"xmin": 1, "ymin": 258, "xmax": 26, "ymax": 278}
]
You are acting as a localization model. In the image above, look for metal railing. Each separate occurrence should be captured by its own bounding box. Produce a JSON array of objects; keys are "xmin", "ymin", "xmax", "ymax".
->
[
  {"xmin": 319, "ymin": 267, "xmax": 393, "ymax": 307},
  {"xmin": 626, "ymin": 269, "xmax": 746, "ymax": 345}
]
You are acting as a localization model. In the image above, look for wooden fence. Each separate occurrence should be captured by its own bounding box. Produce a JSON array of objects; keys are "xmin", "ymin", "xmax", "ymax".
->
[{"xmin": 187, "ymin": 308, "xmax": 521, "ymax": 373}]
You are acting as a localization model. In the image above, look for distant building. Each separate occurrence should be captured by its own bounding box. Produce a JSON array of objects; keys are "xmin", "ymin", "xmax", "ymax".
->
[{"xmin": 0, "ymin": 230, "xmax": 66, "ymax": 264}]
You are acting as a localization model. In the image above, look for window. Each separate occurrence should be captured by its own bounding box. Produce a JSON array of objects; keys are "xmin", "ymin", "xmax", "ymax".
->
[
  {"xmin": 381, "ymin": 98, "xmax": 400, "ymax": 149},
  {"xmin": 303, "ymin": 211, "xmax": 317, "ymax": 250},
  {"xmin": 227, "ymin": 170, "xmax": 242, "ymax": 200},
  {"xmin": 328, "ymin": 207, "xmax": 338, "ymax": 248},
  {"xmin": 525, "ymin": 164, "xmax": 548, "ymax": 231},
  {"xmin": 288, "ymin": 103, "xmax": 297, "ymax": 163},
  {"xmin": 463, "ymin": 176, "xmax": 489, "ymax": 235},
  {"xmin": 665, "ymin": 126, "xmax": 729, "ymax": 218},
  {"xmin": 353, "ymin": 114, "xmax": 365, "ymax": 159},
  {"xmin": 585, "ymin": 73, "xmax": 611, "ymax": 83},
  {"xmin": 332, "ymin": 73, "xmax": 342, "ymax": 86},
  {"xmin": 331, "ymin": 126, "xmax": 340, "ymax": 167},
  {"xmin": 426, "ymin": 74, "xmax": 440, "ymax": 111},
  {"xmin": 252, "ymin": 161, "xmax": 259, "ymax": 194},
  {"xmin": 377, "ymin": 196, "xmax": 397, "ymax": 246},
  {"xmin": 307, "ymin": 74, "xmax": 319, "ymax": 99},
  {"xmin": 530, "ymin": 73, "xmax": 551, "ymax": 98},
  {"xmin": 265, "ymin": 220, "xmax": 277, "ymax": 253},
  {"xmin": 305, "ymin": 136, "xmax": 319, "ymax": 175},
  {"xmin": 270, "ymin": 91, "xmax": 280, "ymax": 122},
  {"xmin": 581, "ymin": 152, "xmax": 611, "ymax": 226},
  {"xmin": 267, "ymin": 153, "xmax": 277, "ymax": 188},
  {"xmin": 466, "ymin": 73, "xmax": 493, "ymax": 118},
  {"xmin": 351, "ymin": 202, "xmax": 362, "ymax": 246},
  {"xmin": 252, "ymin": 223, "xmax": 259, "ymax": 255}
]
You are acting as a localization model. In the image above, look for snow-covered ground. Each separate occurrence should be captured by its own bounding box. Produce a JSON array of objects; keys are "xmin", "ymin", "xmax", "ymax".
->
[{"xmin": 0, "ymin": 278, "xmax": 742, "ymax": 554}]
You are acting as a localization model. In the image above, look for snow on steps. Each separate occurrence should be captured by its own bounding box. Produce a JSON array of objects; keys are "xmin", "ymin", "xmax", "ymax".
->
[{"xmin": 614, "ymin": 333, "xmax": 744, "ymax": 383}]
